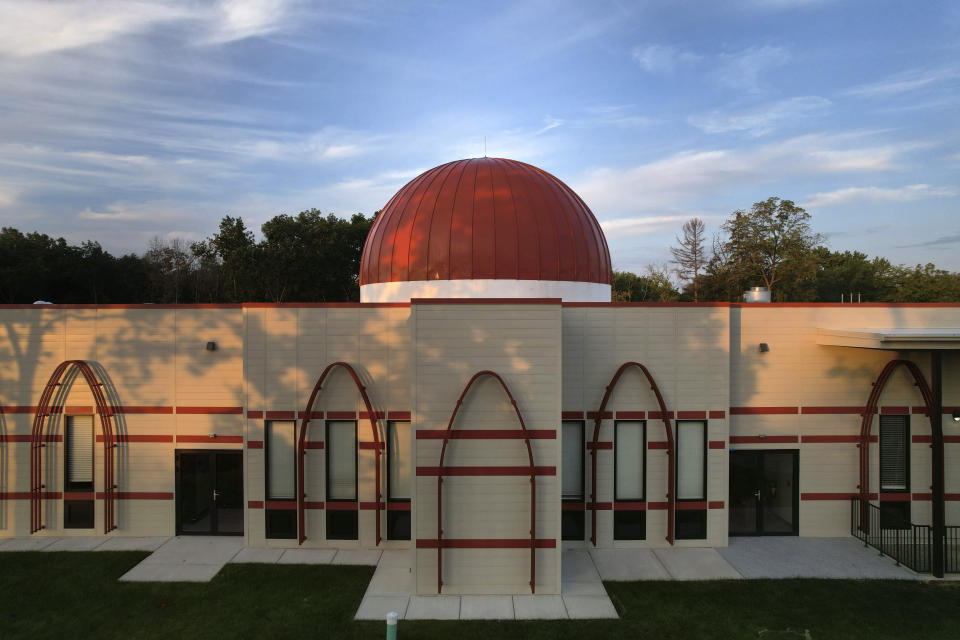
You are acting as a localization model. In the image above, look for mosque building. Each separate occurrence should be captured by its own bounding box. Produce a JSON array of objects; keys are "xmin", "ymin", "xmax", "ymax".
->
[{"xmin": 1, "ymin": 157, "xmax": 957, "ymax": 590}]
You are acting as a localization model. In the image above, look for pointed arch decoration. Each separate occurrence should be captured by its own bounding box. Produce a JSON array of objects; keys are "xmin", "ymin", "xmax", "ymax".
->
[
  {"xmin": 857, "ymin": 359, "xmax": 934, "ymax": 531},
  {"xmin": 297, "ymin": 362, "xmax": 382, "ymax": 545},
  {"xmin": 30, "ymin": 360, "xmax": 117, "ymax": 534},
  {"xmin": 436, "ymin": 371, "xmax": 537, "ymax": 594},
  {"xmin": 591, "ymin": 362, "xmax": 675, "ymax": 545}
]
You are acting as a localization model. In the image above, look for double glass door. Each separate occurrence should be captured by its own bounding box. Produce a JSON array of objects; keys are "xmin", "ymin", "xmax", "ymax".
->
[
  {"xmin": 176, "ymin": 451, "xmax": 243, "ymax": 535},
  {"xmin": 729, "ymin": 450, "xmax": 798, "ymax": 536}
]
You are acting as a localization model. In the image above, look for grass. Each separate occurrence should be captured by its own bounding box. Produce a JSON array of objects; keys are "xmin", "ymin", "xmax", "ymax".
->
[{"xmin": 1, "ymin": 552, "xmax": 959, "ymax": 639}]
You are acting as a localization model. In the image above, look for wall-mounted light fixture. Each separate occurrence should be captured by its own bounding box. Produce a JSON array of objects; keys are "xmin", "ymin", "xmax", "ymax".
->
[
  {"xmin": 206, "ymin": 341, "xmax": 217, "ymax": 351},
  {"xmin": 759, "ymin": 343, "xmax": 770, "ymax": 353},
  {"xmin": 953, "ymin": 409, "xmax": 960, "ymax": 423}
]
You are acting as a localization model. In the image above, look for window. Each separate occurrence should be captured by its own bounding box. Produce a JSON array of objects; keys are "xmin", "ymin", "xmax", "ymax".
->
[
  {"xmin": 675, "ymin": 420, "xmax": 707, "ymax": 540},
  {"xmin": 64, "ymin": 415, "xmax": 95, "ymax": 529},
  {"xmin": 561, "ymin": 420, "xmax": 585, "ymax": 541},
  {"xmin": 614, "ymin": 420, "xmax": 645, "ymax": 540},
  {"xmin": 387, "ymin": 420, "xmax": 411, "ymax": 540},
  {"xmin": 326, "ymin": 420, "xmax": 358, "ymax": 539},
  {"xmin": 265, "ymin": 420, "xmax": 296, "ymax": 539},
  {"xmin": 879, "ymin": 415, "xmax": 910, "ymax": 529}
]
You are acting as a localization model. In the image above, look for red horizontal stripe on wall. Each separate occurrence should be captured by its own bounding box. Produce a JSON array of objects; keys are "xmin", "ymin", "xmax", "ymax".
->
[
  {"xmin": 99, "ymin": 492, "xmax": 174, "ymax": 500},
  {"xmin": 677, "ymin": 411, "xmax": 707, "ymax": 420},
  {"xmin": 0, "ymin": 492, "xmax": 61, "ymax": 499},
  {"xmin": 613, "ymin": 502, "xmax": 645, "ymax": 511},
  {"xmin": 561, "ymin": 411, "xmax": 584, "ymax": 420},
  {"xmin": 880, "ymin": 406, "xmax": 909, "ymax": 415},
  {"xmin": 0, "ymin": 406, "xmax": 36, "ymax": 414},
  {"xmin": 359, "ymin": 411, "xmax": 386, "ymax": 419},
  {"xmin": 264, "ymin": 501, "xmax": 296, "ymax": 510},
  {"xmin": 64, "ymin": 491, "xmax": 95, "ymax": 500},
  {"xmin": 304, "ymin": 501, "xmax": 324, "ymax": 509},
  {"xmin": 60, "ymin": 405, "xmax": 93, "ymax": 414},
  {"xmin": 708, "ymin": 501, "xmax": 725, "ymax": 509},
  {"xmin": 247, "ymin": 440, "xmax": 264, "ymax": 449},
  {"xmin": 562, "ymin": 502, "xmax": 585, "ymax": 511},
  {"xmin": 297, "ymin": 411, "xmax": 324, "ymax": 419},
  {"xmin": 913, "ymin": 435, "xmax": 932, "ymax": 443},
  {"xmin": 947, "ymin": 436, "xmax": 960, "ymax": 444},
  {"xmin": 115, "ymin": 406, "xmax": 173, "ymax": 415},
  {"xmin": 247, "ymin": 411, "xmax": 263, "ymax": 419},
  {"xmin": 587, "ymin": 502, "xmax": 612, "ymax": 510},
  {"xmin": 708, "ymin": 440, "xmax": 726, "ymax": 449},
  {"xmin": 676, "ymin": 501, "xmax": 708, "ymax": 510},
  {"xmin": 176, "ymin": 406, "xmax": 243, "ymax": 415},
  {"xmin": 416, "ymin": 466, "xmax": 556, "ymax": 476},
  {"xmin": 359, "ymin": 501, "xmax": 385, "ymax": 510},
  {"xmin": 325, "ymin": 502, "xmax": 358, "ymax": 511},
  {"xmin": 648, "ymin": 411, "xmax": 674, "ymax": 420},
  {"xmin": 265, "ymin": 411, "xmax": 295, "ymax": 420},
  {"xmin": 801, "ymin": 435, "xmax": 864, "ymax": 444},
  {"xmin": 730, "ymin": 407, "xmax": 798, "ymax": 415},
  {"xmin": 647, "ymin": 502, "xmax": 669, "ymax": 510},
  {"xmin": 96, "ymin": 434, "xmax": 173, "ymax": 443},
  {"xmin": 709, "ymin": 411, "xmax": 726, "ymax": 419},
  {"xmin": 801, "ymin": 406, "xmax": 865, "ymax": 415},
  {"xmin": 615, "ymin": 411, "xmax": 645, "ymax": 420},
  {"xmin": 912, "ymin": 406, "xmax": 928, "ymax": 415},
  {"xmin": 730, "ymin": 435, "xmax": 799, "ymax": 444},
  {"xmin": 248, "ymin": 500, "xmax": 264, "ymax": 509},
  {"xmin": 359, "ymin": 441, "xmax": 385, "ymax": 450},
  {"xmin": 879, "ymin": 493, "xmax": 911, "ymax": 502},
  {"xmin": 388, "ymin": 411, "xmax": 411, "ymax": 420},
  {"xmin": 801, "ymin": 492, "xmax": 878, "ymax": 501},
  {"xmin": 387, "ymin": 502, "xmax": 411, "ymax": 511},
  {"xmin": 415, "ymin": 429, "xmax": 555, "ymax": 439},
  {"xmin": 304, "ymin": 441, "xmax": 324, "ymax": 449},
  {"xmin": 648, "ymin": 441, "xmax": 669, "ymax": 449},
  {"xmin": 0, "ymin": 434, "xmax": 62, "ymax": 443},
  {"xmin": 416, "ymin": 538, "xmax": 556, "ymax": 549},
  {"xmin": 175, "ymin": 435, "xmax": 243, "ymax": 444},
  {"xmin": 586, "ymin": 411, "xmax": 613, "ymax": 420},
  {"xmin": 586, "ymin": 441, "xmax": 612, "ymax": 450},
  {"xmin": 326, "ymin": 411, "xmax": 356, "ymax": 420}
]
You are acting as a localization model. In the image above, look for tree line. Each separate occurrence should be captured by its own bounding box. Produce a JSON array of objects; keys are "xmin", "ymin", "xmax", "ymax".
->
[
  {"xmin": 614, "ymin": 197, "xmax": 960, "ymax": 303},
  {"xmin": 1, "ymin": 198, "xmax": 957, "ymax": 304}
]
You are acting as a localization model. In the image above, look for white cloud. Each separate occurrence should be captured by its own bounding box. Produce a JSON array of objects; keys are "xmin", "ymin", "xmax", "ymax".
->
[
  {"xmin": 803, "ymin": 184, "xmax": 957, "ymax": 208},
  {"xmin": 843, "ymin": 67, "xmax": 959, "ymax": 98},
  {"xmin": 631, "ymin": 44, "xmax": 700, "ymax": 73},
  {"xmin": 0, "ymin": 185, "xmax": 17, "ymax": 208},
  {"xmin": 716, "ymin": 45, "xmax": 790, "ymax": 92},
  {"xmin": 688, "ymin": 96, "xmax": 831, "ymax": 136},
  {"xmin": 599, "ymin": 215, "xmax": 693, "ymax": 237}
]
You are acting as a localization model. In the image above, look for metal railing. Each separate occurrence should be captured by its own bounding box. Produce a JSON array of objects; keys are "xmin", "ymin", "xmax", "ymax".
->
[{"xmin": 850, "ymin": 497, "xmax": 959, "ymax": 574}]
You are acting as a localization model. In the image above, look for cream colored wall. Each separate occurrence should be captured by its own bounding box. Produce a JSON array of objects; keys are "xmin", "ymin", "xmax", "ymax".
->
[
  {"xmin": 732, "ymin": 306, "xmax": 960, "ymax": 536},
  {"xmin": 411, "ymin": 302, "xmax": 562, "ymax": 594},
  {"xmin": 0, "ymin": 307, "xmax": 243, "ymax": 537},
  {"xmin": 563, "ymin": 306, "xmax": 731, "ymax": 548}
]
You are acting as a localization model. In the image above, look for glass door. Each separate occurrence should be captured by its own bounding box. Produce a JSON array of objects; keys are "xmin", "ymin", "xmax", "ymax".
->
[
  {"xmin": 176, "ymin": 451, "xmax": 244, "ymax": 535},
  {"xmin": 729, "ymin": 450, "xmax": 798, "ymax": 536}
]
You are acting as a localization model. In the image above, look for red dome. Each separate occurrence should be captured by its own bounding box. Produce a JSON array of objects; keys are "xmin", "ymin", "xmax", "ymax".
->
[{"xmin": 359, "ymin": 158, "xmax": 612, "ymax": 286}]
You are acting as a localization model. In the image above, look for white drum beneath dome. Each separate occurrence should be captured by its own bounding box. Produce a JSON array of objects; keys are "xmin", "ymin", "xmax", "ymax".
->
[{"xmin": 360, "ymin": 278, "xmax": 612, "ymax": 303}]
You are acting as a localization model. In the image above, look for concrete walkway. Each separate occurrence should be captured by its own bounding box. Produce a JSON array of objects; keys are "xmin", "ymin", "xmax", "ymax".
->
[
  {"xmin": 354, "ymin": 549, "xmax": 619, "ymax": 621},
  {"xmin": 0, "ymin": 536, "xmax": 169, "ymax": 552}
]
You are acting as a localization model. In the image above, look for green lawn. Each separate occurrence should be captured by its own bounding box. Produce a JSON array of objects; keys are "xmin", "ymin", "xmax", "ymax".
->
[{"xmin": 1, "ymin": 552, "xmax": 958, "ymax": 639}]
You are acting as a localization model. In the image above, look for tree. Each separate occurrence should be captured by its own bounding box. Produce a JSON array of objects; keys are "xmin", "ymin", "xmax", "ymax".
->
[
  {"xmin": 720, "ymin": 197, "xmax": 824, "ymax": 301},
  {"xmin": 670, "ymin": 217, "xmax": 707, "ymax": 301},
  {"xmin": 612, "ymin": 265, "xmax": 680, "ymax": 302},
  {"xmin": 813, "ymin": 248, "xmax": 896, "ymax": 302}
]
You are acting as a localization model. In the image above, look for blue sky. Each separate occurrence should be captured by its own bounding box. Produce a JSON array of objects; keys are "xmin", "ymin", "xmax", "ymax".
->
[{"xmin": 0, "ymin": 0, "xmax": 958, "ymax": 272}]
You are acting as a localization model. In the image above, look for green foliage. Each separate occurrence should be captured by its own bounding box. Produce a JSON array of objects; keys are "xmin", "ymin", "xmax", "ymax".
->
[{"xmin": 612, "ymin": 267, "xmax": 680, "ymax": 302}]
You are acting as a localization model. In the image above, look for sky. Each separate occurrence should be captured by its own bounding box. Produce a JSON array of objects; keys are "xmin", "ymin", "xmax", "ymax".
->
[{"xmin": 0, "ymin": 0, "xmax": 958, "ymax": 273}]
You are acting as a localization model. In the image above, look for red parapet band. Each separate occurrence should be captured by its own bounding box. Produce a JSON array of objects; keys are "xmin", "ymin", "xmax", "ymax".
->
[
  {"xmin": 416, "ymin": 429, "xmax": 555, "ymax": 439},
  {"xmin": 416, "ymin": 538, "xmax": 556, "ymax": 549}
]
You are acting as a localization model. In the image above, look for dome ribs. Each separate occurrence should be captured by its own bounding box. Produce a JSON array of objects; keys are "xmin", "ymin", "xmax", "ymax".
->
[{"xmin": 360, "ymin": 156, "xmax": 611, "ymax": 287}]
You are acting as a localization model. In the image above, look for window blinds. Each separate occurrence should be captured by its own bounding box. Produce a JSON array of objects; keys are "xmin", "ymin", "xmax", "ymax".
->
[
  {"xmin": 266, "ymin": 420, "xmax": 296, "ymax": 500},
  {"xmin": 562, "ymin": 421, "xmax": 584, "ymax": 500},
  {"xmin": 677, "ymin": 421, "xmax": 705, "ymax": 500},
  {"xmin": 67, "ymin": 415, "xmax": 94, "ymax": 485},
  {"xmin": 880, "ymin": 415, "xmax": 908, "ymax": 491},
  {"xmin": 615, "ymin": 421, "xmax": 644, "ymax": 500},
  {"xmin": 327, "ymin": 421, "xmax": 357, "ymax": 500},
  {"xmin": 388, "ymin": 421, "xmax": 411, "ymax": 500}
]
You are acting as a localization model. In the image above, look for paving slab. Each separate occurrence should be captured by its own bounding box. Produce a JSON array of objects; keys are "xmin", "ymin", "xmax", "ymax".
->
[
  {"xmin": 718, "ymin": 537, "xmax": 920, "ymax": 580},
  {"xmin": 563, "ymin": 595, "xmax": 619, "ymax": 619},
  {"xmin": 562, "ymin": 549, "xmax": 602, "ymax": 582},
  {"xmin": 406, "ymin": 595, "xmax": 461, "ymax": 620},
  {"xmin": 230, "ymin": 548, "xmax": 284, "ymax": 564},
  {"xmin": 562, "ymin": 580, "xmax": 608, "ymax": 595},
  {"xmin": 120, "ymin": 563, "xmax": 223, "ymax": 582},
  {"xmin": 377, "ymin": 549, "xmax": 413, "ymax": 568},
  {"xmin": 354, "ymin": 595, "xmax": 411, "ymax": 621},
  {"xmin": 332, "ymin": 549, "xmax": 382, "ymax": 565},
  {"xmin": 460, "ymin": 595, "xmax": 515, "ymax": 620},
  {"xmin": 95, "ymin": 537, "xmax": 169, "ymax": 552},
  {"xmin": 0, "ymin": 537, "xmax": 61, "ymax": 551},
  {"xmin": 44, "ymin": 537, "xmax": 106, "ymax": 551},
  {"xmin": 277, "ymin": 548, "xmax": 336, "ymax": 564},
  {"xmin": 654, "ymin": 548, "xmax": 742, "ymax": 580},
  {"xmin": 512, "ymin": 595, "xmax": 568, "ymax": 620},
  {"xmin": 141, "ymin": 536, "xmax": 243, "ymax": 565},
  {"xmin": 366, "ymin": 565, "xmax": 415, "ymax": 595},
  {"xmin": 590, "ymin": 548, "xmax": 671, "ymax": 581}
]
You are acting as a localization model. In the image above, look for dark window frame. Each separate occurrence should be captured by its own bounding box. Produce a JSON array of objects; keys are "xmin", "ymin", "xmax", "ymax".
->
[
  {"xmin": 325, "ymin": 419, "xmax": 359, "ymax": 540},
  {"xmin": 264, "ymin": 420, "xmax": 297, "ymax": 539},
  {"xmin": 675, "ymin": 420, "xmax": 708, "ymax": 540},
  {"xmin": 879, "ymin": 415, "xmax": 910, "ymax": 493},
  {"xmin": 386, "ymin": 419, "xmax": 411, "ymax": 541},
  {"xmin": 64, "ymin": 414, "xmax": 94, "ymax": 493},
  {"xmin": 561, "ymin": 419, "xmax": 586, "ymax": 541},
  {"xmin": 613, "ymin": 419, "xmax": 646, "ymax": 541}
]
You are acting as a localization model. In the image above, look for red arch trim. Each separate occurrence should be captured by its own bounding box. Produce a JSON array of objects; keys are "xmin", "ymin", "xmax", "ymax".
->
[
  {"xmin": 436, "ymin": 371, "xmax": 537, "ymax": 594},
  {"xmin": 591, "ymin": 362, "xmax": 675, "ymax": 545},
  {"xmin": 296, "ymin": 362, "xmax": 382, "ymax": 545},
  {"xmin": 30, "ymin": 360, "xmax": 117, "ymax": 534},
  {"xmin": 858, "ymin": 359, "xmax": 933, "ymax": 530}
]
